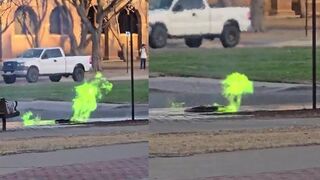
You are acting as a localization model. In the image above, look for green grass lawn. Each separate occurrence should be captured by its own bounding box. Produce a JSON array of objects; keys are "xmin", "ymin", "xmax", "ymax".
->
[
  {"xmin": 0, "ymin": 80, "xmax": 148, "ymax": 104},
  {"xmin": 150, "ymin": 47, "xmax": 319, "ymax": 83}
]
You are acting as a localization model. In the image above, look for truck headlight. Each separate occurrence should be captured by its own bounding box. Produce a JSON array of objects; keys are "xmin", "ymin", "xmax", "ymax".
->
[
  {"xmin": 17, "ymin": 62, "xmax": 25, "ymax": 67},
  {"xmin": 17, "ymin": 62, "xmax": 28, "ymax": 70}
]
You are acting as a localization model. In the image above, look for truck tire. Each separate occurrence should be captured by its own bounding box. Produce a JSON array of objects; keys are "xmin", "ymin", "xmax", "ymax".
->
[
  {"xmin": 185, "ymin": 37, "xmax": 203, "ymax": 48},
  {"xmin": 26, "ymin": 67, "xmax": 39, "ymax": 83},
  {"xmin": 49, "ymin": 75, "xmax": 62, "ymax": 82},
  {"xmin": 3, "ymin": 75, "xmax": 16, "ymax": 84},
  {"xmin": 149, "ymin": 24, "xmax": 168, "ymax": 49},
  {"xmin": 220, "ymin": 25, "xmax": 240, "ymax": 48},
  {"xmin": 72, "ymin": 66, "xmax": 84, "ymax": 82}
]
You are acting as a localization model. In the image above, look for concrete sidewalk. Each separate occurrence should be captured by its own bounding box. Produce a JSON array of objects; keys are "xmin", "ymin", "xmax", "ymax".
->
[
  {"xmin": 0, "ymin": 124, "xmax": 148, "ymax": 140},
  {"xmin": 150, "ymin": 145, "xmax": 320, "ymax": 180},
  {"xmin": 0, "ymin": 143, "xmax": 148, "ymax": 179},
  {"xmin": 0, "ymin": 157, "xmax": 147, "ymax": 180}
]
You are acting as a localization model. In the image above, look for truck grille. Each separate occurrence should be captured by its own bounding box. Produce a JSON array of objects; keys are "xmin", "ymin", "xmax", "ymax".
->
[{"xmin": 2, "ymin": 62, "xmax": 17, "ymax": 72}]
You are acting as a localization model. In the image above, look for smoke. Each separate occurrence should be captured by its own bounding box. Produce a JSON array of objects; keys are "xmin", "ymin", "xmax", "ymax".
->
[
  {"xmin": 71, "ymin": 72, "xmax": 113, "ymax": 123},
  {"xmin": 218, "ymin": 72, "xmax": 254, "ymax": 113},
  {"xmin": 22, "ymin": 111, "xmax": 55, "ymax": 126}
]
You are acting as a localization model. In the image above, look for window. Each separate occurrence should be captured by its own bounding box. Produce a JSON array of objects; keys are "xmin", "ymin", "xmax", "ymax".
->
[
  {"xmin": 174, "ymin": 0, "xmax": 205, "ymax": 11},
  {"xmin": 87, "ymin": 5, "xmax": 98, "ymax": 32},
  {"xmin": 208, "ymin": 0, "xmax": 227, "ymax": 8},
  {"xmin": 14, "ymin": 6, "xmax": 38, "ymax": 34},
  {"xmin": 118, "ymin": 10, "xmax": 139, "ymax": 34},
  {"xmin": 149, "ymin": 0, "xmax": 174, "ymax": 10},
  {"xmin": 20, "ymin": 49, "xmax": 43, "ymax": 58},
  {"xmin": 43, "ymin": 49, "xmax": 62, "ymax": 59},
  {"xmin": 50, "ymin": 6, "xmax": 72, "ymax": 34}
]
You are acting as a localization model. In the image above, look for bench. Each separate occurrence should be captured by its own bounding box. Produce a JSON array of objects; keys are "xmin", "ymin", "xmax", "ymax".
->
[{"xmin": 0, "ymin": 98, "xmax": 20, "ymax": 131}]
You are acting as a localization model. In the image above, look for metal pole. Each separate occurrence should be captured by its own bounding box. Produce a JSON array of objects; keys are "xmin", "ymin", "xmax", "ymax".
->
[
  {"xmin": 0, "ymin": 18, "xmax": 2, "ymax": 61},
  {"xmin": 312, "ymin": 0, "xmax": 317, "ymax": 109},
  {"xmin": 306, "ymin": 0, "xmax": 308, "ymax": 36},
  {"xmin": 127, "ymin": 35, "xmax": 129, "ymax": 73},
  {"xmin": 129, "ymin": 11, "xmax": 135, "ymax": 120}
]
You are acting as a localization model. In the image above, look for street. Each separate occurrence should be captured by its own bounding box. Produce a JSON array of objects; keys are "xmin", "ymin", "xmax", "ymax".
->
[
  {"xmin": 15, "ymin": 100, "xmax": 148, "ymax": 122},
  {"xmin": 150, "ymin": 76, "xmax": 317, "ymax": 109}
]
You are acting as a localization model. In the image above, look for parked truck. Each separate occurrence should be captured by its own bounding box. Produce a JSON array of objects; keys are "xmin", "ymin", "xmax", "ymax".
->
[
  {"xmin": 1, "ymin": 47, "xmax": 92, "ymax": 84},
  {"xmin": 149, "ymin": 0, "xmax": 251, "ymax": 48}
]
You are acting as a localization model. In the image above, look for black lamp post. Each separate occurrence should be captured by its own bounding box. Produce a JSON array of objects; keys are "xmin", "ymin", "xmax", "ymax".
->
[
  {"xmin": 127, "ymin": 5, "xmax": 135, "ymax": 120},
  {"xmin": 312, "ymin": 0, "xmax": 317, "ymax": 109}
]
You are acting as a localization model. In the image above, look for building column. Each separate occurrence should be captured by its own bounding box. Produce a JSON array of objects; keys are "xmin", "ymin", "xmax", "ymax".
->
[
  {"xmin": 303, "ymin": 0, "xmax": 320, "ymax": 16},
  {"xmin": 272, "ymin": 0, "xmax": 296, "ymax": 17},
  {"xmin": 104, "ymin": 27, "xmax": 109, "ymax": 60}
]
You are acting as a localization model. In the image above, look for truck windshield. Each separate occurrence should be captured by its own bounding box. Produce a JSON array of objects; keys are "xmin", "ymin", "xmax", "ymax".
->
[
  {"xmin": 20, "ymin": 49, "xmax": 43, "ymax": 58},
  {"xmin": 150, "ymin": 0, "xmax": 174, "ymax": 10}
]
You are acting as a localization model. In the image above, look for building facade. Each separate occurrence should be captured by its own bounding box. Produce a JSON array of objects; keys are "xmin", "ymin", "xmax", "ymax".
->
[
  {"xmin": 0, "ymin": 0, "xmax": 148, "ymax": 65},
  {"xmin": 212, "ymin": 0, "xmax": 320, "ymax": 17}
]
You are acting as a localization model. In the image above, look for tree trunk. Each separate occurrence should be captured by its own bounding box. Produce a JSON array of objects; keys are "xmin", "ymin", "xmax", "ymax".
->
[
  {"xmin": 68, "ymin": 32, "xmax": 80, "ymax": 55},
  {"xmin": 250, "ymin": 0, "xmax": 265, "ymax": 32},
  {"xmin": 35, "ymin": 32, "xmax": 40, "ymax": 47},
  {"xmin": 79, "ymin": 22, "xmax": 89, "ymax": 52},
  {"xmin": 92, "ymin": 31, "xmax": 101, "ymax": 72}
]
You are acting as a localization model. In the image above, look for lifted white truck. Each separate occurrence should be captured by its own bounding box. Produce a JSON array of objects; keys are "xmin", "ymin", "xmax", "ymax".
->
[
  {"xmin": 1, "ymin": 47, "xmax": 92, "ymax": 84},
  {"xmin": 149, "ymin": 0, "xmax": 251, "ymax": 48}
]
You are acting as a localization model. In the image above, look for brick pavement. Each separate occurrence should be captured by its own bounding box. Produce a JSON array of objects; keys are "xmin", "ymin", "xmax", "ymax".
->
[
  {"xmin": 200, "ymin": 168, "xmax": 320, "ymax": 180},
  {"xmin": 0, "ymin": 157, "xmax": 148, "ymax": 180}
]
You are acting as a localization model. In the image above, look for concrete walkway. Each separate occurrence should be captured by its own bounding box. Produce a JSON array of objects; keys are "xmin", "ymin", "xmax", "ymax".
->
[
  {"xmin": 0, "ymin": 143, "xmax": 148, "ymax": 177},
  {"xmin": 150, "ymin": 116, "xmax": 320, "ymax": 133},
  {"xmin": 150, "ymin": 145, "xmax": 320, "ymax": 180},
  {"xmin": 0, "ymin": 124, "xmax": 148, "ymax": 140}
]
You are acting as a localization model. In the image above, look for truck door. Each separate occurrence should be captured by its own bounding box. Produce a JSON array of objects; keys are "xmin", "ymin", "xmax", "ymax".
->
[
  {"xmin": 169, "ymin": 0, "xmax": 210, "ymax": 36},
  {"xmin": 40, "ymin": 49, "xmax": 65, "ymax": 74}
]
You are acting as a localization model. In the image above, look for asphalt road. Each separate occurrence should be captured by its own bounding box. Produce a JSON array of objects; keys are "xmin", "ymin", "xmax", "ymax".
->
[
  {"xmin": 150, "ymin": 77, "xmax": 317, "ymax": 109},
  {"xmin": 153, "ymin": 29, "xmax": 314, "ymax": 50},
  {"xmin": 13, "ymin": 100, "xmax": 148, "ymax": 122}
]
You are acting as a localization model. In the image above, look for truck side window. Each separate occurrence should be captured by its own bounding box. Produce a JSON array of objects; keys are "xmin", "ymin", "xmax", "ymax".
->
[
  {"xmin": 208, "ymin": 0, "xmax": 226, "ymax": 8},
  {"xmin": 174, "ymin": 0, "xmax": 205, "ymax": 11},
  {"xmin": 45, "ymin": 49, "xmax": 63, "ymax": 58}
]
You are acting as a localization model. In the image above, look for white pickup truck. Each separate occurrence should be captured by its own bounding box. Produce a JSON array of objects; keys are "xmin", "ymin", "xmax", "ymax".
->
[
  {"xmin": 149, "ymin": 0, "xmax": 251, "ymax": 48},
  {"xmin": 1, "ymin": 47, "xmax": 91, "ymax": 84}
]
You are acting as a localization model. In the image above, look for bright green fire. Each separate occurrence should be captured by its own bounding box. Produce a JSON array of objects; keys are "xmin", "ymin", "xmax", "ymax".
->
[
  {"xmin": 71, "ymin": 72, "xmax": 113, "ymax": 123},
  {"xmin": 22, "ymin": 111, "xmax": 55, "ymax": 126},
  {"xmin": 218, "ymin": 72, "xmax": 254, "ymax": 113},
  {"xmin": 21, "ymin": 72, "xmax": 113, "ymax": 126}
]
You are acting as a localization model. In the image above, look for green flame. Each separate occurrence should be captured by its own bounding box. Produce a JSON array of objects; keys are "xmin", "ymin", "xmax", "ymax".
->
[
  {"xmin": 21, "ymin": 72, "xmax": 113, "ymax": 127},
  {"xmin": 22, "ymin": 111, "xmax": 55, "ymax": 126},
  {"xmin": 71, "ymin": 72, "xmax": 113, "ymax": 123},
  {"xmin": 218, "ymin": 72, "xmax": 254, "ymax": 113}
]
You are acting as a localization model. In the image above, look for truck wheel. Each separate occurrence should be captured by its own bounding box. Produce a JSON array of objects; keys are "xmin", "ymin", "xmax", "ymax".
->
[
  {"xmin": 220, "ymin": 25, "xmax": 240, "ymax": 48},
  {"xmin": 26, "ymin": 67, "xmax": 39, "ymax": 83},
  {"xmin": 185, "ymin": 37, "xmax": 203, "ymax": 48},
  {"xmin": 72, "ymin": 66, "xmax": 84, "ymax": 82},
  {"xmin": 149, "ymin": 24, "xmax": 168, "ymax": 49},
  {"xmin": 49, "ymin": 75, "xmax": 62, "ymax": 82},
  {"xmin": 3, "ymin": 75, "xmax": 16, "ymax": 84}
]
